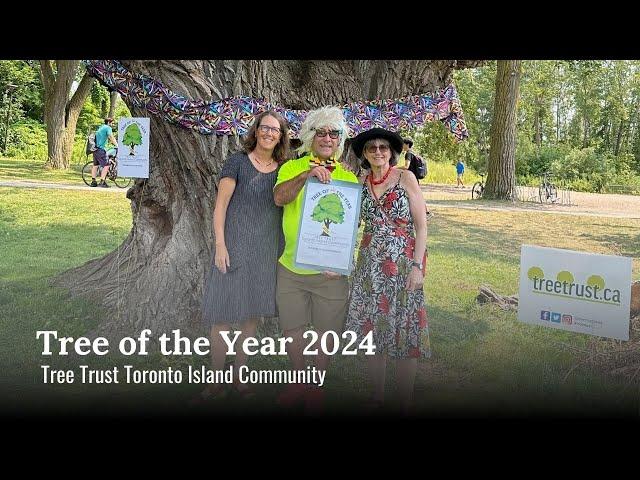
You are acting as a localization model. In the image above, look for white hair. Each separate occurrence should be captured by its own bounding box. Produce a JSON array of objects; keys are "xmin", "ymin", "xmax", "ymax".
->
[{"xmin": 297, "ymin": 106, "xmax": 348, "ymax": 159}]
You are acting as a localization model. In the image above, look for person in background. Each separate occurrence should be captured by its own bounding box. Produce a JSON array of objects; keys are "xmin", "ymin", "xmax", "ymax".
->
[
  {"xmin": 456, "ymin": 159, "xmax": 465, "ymax": 188},
  {"xmin": 90, "ymin": 118, "xmax": 118, "ymax": 188}
]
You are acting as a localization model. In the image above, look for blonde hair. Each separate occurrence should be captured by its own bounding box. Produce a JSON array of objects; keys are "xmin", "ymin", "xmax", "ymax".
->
[{"xmin": 297, "ymin": 106, "xmax": 348, "ymax": 159}]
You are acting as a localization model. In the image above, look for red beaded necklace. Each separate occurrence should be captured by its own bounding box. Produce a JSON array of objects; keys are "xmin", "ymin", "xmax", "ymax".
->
[{"xmin": 368, "ymin": 166, "xmax": 393, "ymax": 186}]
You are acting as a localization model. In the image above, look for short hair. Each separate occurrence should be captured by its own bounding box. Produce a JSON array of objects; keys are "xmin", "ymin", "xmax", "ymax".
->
[
  {"xmin": 297, "ymin": 106, "xmax": 348, "ymax": 159},
  {"xmin": 359, "ymin": 138, "xmax": 399, "ymax": 170},
  {"xmin": 403, "ymin": 137, "xmax": 413, "ymax": 148},
  {"xmin": 104, "ymin": 117, "xmax": 114, "ymax": 124},
  {"xmin": 241, "ymin": 110, "xmax": 290, "ymax": 164}
]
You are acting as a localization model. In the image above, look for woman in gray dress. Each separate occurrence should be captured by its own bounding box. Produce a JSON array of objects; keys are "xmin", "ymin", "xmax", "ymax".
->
[{"xmin": 196, "ymin": 111, "xmax": 289, "ymax": 402}]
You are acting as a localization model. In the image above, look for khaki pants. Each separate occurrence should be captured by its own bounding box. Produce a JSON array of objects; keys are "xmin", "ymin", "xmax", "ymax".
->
[{"xmin": 276, "ymin": 264, "xmax": 349, "ymax": 333}]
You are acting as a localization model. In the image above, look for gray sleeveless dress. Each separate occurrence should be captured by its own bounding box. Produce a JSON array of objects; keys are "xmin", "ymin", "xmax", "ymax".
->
[{"xmin": 201, "ymin": 152, "xmax": 283, "ymax": 326}]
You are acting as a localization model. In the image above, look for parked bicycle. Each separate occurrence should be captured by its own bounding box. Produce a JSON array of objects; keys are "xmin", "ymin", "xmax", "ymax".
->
[
  {"xmin": 82, "ymin": 148, "xmax": 132, "ymax": 189},
  {"xmin": 539, "ymin": 172, "xmax": 558, "ymax": 203},
  {"xmin": 471, "ymin": 173, "xmax": 485, "ymax": 199}
]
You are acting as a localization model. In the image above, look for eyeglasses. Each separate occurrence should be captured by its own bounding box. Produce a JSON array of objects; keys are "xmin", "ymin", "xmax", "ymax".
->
[
  {"xmin": 313, "ymin": 128, "xmax": 342, "ymax": 139},
  {"xmin": 258, "ymin": 125, "xmax": 282, "ymax": 135},
  {"xmin": 365, "ymin": 144, "xmax": 391, "ymax": 154}
]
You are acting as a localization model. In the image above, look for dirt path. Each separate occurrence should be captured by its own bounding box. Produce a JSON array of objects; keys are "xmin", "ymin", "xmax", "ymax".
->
[
  {"xmin": 1, "ymin": 179, "xmax": 639, "ymax": 219},
  {"xmin": 422, "ymin": 183, "xmax": 640, "ymax": 219}
]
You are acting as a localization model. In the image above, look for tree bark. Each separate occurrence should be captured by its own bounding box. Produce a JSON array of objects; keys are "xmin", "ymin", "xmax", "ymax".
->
[
  {"xmin": 40, "ymin": 60, "xmax": 94, "ymax": 169},
  {"xmin": 614, "ymin": 118, "xmax": 624, "ymax": 156},
  {"xmin": 54, "ymin": 60, "xmax": 479, "ymax": 338},
  {"xmin": 484, "ymin": 60, "xmax": 521, "ymax": 201},
  {"xmin": 534, "ymin": 111, "xmax": 541, "ymax": 148},
  {"xmin": 108, "ymin": 90, "xmax": 118, "ymax": 119},
  {"xmin": 582, "ymin": 116, "xmax": 589, "ymax": 148}
]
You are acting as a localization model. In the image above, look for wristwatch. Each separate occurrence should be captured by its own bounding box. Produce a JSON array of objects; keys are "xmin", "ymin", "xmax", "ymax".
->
[{"xmin": 410, "ymin": 259, "xmax": 423, "ymax": 271}]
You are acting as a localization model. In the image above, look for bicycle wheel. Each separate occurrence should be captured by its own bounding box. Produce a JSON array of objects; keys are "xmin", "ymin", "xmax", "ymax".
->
[
  {"xmin": 548, "ymin": 184, "xmax": 558, "ymax": 203},
  {"xmin": 82, "ymin": 161, "xmax": 94, "ymax": 186},
  {"xmin": 472, "ymin": 182, "xmax": 483, "ymax": 199},
  {"xmin": 113, "ymin": 175, "xmax": 132, "ymax": 188}
]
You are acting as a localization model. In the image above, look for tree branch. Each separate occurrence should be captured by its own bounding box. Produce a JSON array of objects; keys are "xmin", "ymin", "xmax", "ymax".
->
[
  {"xmin": 55, "ymin": 60, "xmax": 79, "ymax": 98},
  {"xmin": 39, "ymin": 60, "xmax": 55, "ymax": 94},
  {"xmin": 69, "ymin": 72, "xmax": 95, "ymax": 114}
]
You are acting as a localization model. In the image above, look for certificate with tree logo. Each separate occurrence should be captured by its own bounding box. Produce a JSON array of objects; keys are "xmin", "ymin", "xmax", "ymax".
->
[
  {"xmin": 294, "ymin": 177, "xmax": 362, "ymax": 275},
  {"xmin": 117, "ymin": 117, "xmax": 150, "ymax": 179}
]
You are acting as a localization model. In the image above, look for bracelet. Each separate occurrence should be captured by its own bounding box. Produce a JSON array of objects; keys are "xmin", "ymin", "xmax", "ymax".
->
[{"xmin": 410, "ymin": 260, "xmax": 423, "ymax": 271}]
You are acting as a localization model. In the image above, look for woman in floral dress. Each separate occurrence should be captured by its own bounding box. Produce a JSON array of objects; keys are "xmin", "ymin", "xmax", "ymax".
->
[{"xmin": 346, "ymin": 128, "xmax": 430, "ymax": 413}]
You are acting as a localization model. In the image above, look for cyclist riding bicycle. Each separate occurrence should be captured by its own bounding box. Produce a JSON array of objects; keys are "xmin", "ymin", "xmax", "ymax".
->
[{"xmin": 91, "ymin": 118, "xmax": 117, "ymax": 188}]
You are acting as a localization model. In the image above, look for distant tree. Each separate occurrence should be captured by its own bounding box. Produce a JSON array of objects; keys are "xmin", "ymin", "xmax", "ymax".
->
[
  {"xmin": 39, "ymin": 60, "xmax": 94, "ymax": 169},
  {"xmin": 484, "ymin": 60, "xmax": 522, "ymax": 200}
]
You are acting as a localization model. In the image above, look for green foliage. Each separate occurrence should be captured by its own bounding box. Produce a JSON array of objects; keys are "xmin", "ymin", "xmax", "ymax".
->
[
  {"xmin": 423, "ymin": 158, "xmax": 482, "ymax": 185},
  {"xmin": 77, "ymin": 99, "xmax": 104, "ymax": 138},
  {"xmin": 3, "ymin": 119, "xmax": 91, "ymax": 165},
  {"xmin": 113, "ymin": 95, "xmax": 131, "ymax": 119},
  {"xmin": 412, "ymin": 121, "xmax": 462, "ymax": 165},
  {"xmin": 4, "ymin": 119, "xmax": 48, "ymax": 161},
  {"xmin": 451, "ymin": 60, "xmax": 640, "ymax": 194},
  {"xmin": 0, "ymin": 60, "xmax": 133, "ymax": 163},
  {"xmin": 0, "ymin": 60, "xmax": 43, "ymax": 122}
]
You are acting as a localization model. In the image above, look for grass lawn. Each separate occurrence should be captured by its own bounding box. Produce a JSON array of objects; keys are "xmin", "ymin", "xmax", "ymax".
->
[
  {"xmin": 0, "ymin": 156, "xmax": 88, "ymax": 184},
  {"xmin": 1, "ymin": 186, "xmax": 638, "ymax": 417}
]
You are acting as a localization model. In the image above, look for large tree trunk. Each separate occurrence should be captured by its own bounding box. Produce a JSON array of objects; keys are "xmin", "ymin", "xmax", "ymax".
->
[
  {"xmin": 484, "ymin": 60, "xmax": 522, "ymax": 201},
  {"xmin": 55, "ymin": 60, "xmax": 478, "ymax": 338},
  {"xmin": 40, "ymin": 60, "xmax": 94, "ymax": 169}
]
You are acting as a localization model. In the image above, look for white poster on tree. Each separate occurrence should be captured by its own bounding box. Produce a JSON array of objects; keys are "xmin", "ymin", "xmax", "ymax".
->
[
  {"xmin": 518, "ymin": 245, "xmax": 632, "ymax": 340},
  {"xmin": 117, "ymin": 117, "xmax": 150, "ymax": 179}
]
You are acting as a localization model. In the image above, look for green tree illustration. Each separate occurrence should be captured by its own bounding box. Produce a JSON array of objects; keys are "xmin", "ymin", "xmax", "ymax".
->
[
  {"xmin": 311, "ymin": 193, "xmax": 345, "ymax": 236},
  {"xmin": 123, "ymin": 123, "xmax": 143, "ymax": 155}
]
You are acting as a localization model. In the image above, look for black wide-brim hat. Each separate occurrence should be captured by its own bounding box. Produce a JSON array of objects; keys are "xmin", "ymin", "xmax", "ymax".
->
[{"xmin": 351, "ymin": 128, "xmax": 404, "ymax": 158}]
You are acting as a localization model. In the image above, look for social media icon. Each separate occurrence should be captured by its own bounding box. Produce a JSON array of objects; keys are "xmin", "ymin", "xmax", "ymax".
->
[
  {"xmin": 540, "ymin": 310, "xmax": 550, "ymax": 321},
  {"xmin": 562, "ymin": 314, "xmax": 573, "ymax": 325},
  {"xmin": 551, "ymin": 312, "xmax": 561, "ymax": 323}
]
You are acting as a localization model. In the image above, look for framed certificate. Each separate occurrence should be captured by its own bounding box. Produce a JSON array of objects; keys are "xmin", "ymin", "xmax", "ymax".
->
[{"xmin": 294, "ymin": 177, "xmax": 363, "ymax": 275}]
